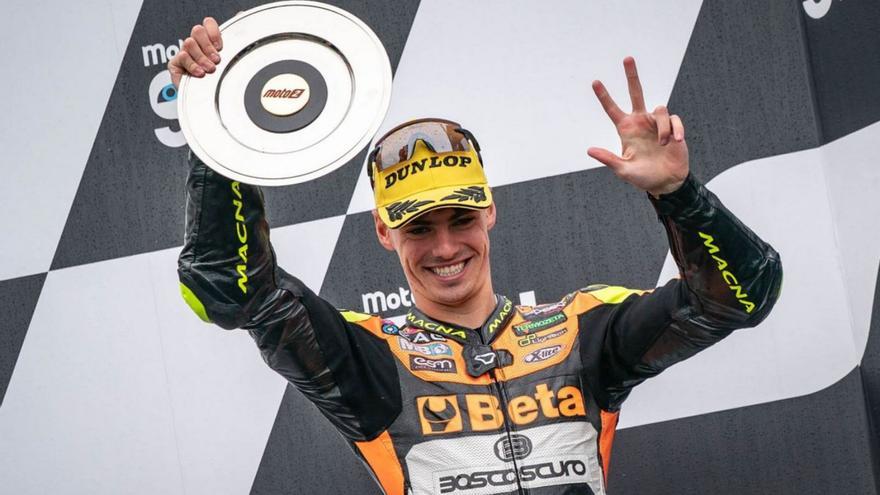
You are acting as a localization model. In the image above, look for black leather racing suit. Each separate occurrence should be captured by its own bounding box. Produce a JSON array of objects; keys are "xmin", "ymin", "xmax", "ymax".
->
[{"xmin": 178, "ymin": 154, "xmax": 782, "ymax": 494}]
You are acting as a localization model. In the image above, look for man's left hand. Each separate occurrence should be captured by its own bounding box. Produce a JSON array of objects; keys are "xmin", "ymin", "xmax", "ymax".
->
[{"xmin": 588, "ymin": 57, "xmax": 689, "ymax": 198}]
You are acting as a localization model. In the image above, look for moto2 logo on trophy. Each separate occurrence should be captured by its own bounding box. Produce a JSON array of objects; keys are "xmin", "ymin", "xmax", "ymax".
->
[
  {"xmin": 362, "ymin": 287, "xmax": 413, "ymax": 313},
  {"xmin": 263, "ymin": 88, "xmax": 306, "ymax": 99},
  {"xmin": 143, "ymin": 40, "xmax": 186, "ymax": 148}
]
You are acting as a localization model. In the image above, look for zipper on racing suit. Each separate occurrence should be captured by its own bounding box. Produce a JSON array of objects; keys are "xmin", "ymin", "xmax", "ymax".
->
[{"xmin": 489, "ymin": 367, "xmax": 526, "ymax": 495}]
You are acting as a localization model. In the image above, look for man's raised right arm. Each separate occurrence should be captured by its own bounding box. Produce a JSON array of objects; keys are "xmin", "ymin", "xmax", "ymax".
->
[
  {"xmin": 177, "ymin": 153, "xmax": 400, "ymax": 441},
  {"xmin": 172, "ymin": 18, "xmax": 400, "ymax": 441}
]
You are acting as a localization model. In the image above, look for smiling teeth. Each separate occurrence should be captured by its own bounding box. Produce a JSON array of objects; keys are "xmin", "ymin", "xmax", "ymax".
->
[{"xmin": 432, "ymin": 262, "xmax": 465, "ymax": 277}]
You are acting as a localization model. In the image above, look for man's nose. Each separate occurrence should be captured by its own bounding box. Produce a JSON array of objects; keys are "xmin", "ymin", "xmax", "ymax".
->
[{"xmin": 431, "ymin": 227, "xmax": 458, "ymax": 259}]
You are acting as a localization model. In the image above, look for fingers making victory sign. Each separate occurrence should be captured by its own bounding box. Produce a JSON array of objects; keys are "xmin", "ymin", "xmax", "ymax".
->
[{"xmin": 588, "ymin": 57, "xmax": 689, "ymax": 197}]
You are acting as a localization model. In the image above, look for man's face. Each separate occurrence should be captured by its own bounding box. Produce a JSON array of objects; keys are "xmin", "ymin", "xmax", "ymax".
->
[{"xmin": 374, "ymin": 205, "xmax": 496, "ymax": 308}]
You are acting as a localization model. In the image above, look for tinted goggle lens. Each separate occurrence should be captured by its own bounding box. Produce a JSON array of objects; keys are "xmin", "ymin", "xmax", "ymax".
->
[{"xmin": 369, "ymin": 119, "xmax": 480, "ymax": 174}]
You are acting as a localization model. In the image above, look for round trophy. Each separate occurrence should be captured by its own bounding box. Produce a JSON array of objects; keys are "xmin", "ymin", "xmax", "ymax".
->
[{"xmin": 177, "ymin": 1, "xmax": 392, "ymax": 186}]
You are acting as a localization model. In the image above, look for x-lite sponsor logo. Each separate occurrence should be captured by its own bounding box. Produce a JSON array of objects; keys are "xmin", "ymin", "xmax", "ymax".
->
[
  {"xmin": 699, "ymin": 232, "xmax": 756, "ymax": 313},
  {"xmin": 384, "ymin": 153, "xmax": 473, "ymax": 189},
  {"xmin": 518, "ymin": 328, "xmax": 567, "ymax": 347},
  {"xmin": 524, "ymin": 345, "xmax": 563, "ymax": 364},
  {"xmin": 513, "ymin": 312, "xmax": 566, "ymax": 336},
  {"xmin": 416, "ymin": 383, "xmax": 586, "ymax": 435},
  {"xmin": 410, "ymin": 356, "xmax": 457, "ymax": 373}
]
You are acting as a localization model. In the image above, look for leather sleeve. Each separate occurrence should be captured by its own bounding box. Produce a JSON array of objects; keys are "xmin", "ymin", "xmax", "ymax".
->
[
  {"xmin": 578, "ymin": 173, "xmax": 783, "ymax": 411},
  {"xmin": 177, "ymin": 152, "xmax": 401, "ymax": 441}
]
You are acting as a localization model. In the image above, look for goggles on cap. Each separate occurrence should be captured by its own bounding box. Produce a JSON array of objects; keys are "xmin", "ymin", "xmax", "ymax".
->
[
  {"xmin": 367, "ymin": 118, "xmax": 492, "ymax": 228},
  {"xmin": 367, "ymin": 118, "xmax": 483, "ymax": 186}
]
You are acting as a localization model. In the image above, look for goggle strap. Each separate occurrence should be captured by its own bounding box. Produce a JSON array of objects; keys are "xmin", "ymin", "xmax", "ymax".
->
[{"xmin": 458, "ymin": 127, "xmax": 484, "ymax": 168}]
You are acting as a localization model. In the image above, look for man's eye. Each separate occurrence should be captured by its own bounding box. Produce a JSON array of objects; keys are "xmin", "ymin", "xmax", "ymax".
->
[
  {"xmin": 407, "ymin": 227, "xmax": 429, "ymax": 235},
  {"xmin": 454, "ymin": 216, "xmax": 475, "ymax": 226}
]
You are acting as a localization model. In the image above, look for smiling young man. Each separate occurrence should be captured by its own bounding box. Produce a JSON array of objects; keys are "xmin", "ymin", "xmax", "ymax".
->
[{"xmin": 174, "ymin": 19, "xmax": 782, "ymax": 495}]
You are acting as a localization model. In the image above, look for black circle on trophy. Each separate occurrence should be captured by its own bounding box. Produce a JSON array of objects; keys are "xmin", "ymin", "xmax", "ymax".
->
[
  {"xmin": 177, "ymin": 1, "xmax": 392, "ymax": 186},
  {"xmin": 243, "ymin": 59, "xmax": 328, "ymax": 133}
]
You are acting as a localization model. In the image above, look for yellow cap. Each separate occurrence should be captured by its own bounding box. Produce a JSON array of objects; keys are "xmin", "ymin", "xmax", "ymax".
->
[{"xmin": 373, "ymin": 140, "xmax": 492, "ymax": 228}]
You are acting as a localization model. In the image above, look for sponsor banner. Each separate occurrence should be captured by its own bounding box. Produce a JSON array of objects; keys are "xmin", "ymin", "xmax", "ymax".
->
[{"xmin": 405, "ymin": 423, "xmax": 604, "ymax": 495}]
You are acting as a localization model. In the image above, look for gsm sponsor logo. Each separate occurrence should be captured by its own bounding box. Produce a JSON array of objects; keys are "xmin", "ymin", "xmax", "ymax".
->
[
  {"xmin": 262, "ymin": 88, "xmax": 305, "ymax": 98},
  {"xmin": 416, "ymin": 383, "xmax": 585, "ymax": 435},
  {"xmin": 384, "ymin": 154, "xmax": 473, "ymax": 189},
  {"xmin": 518, "ymin": 328, "xmax": 567, "ymax": 347},
  {"xmin": 699, "ymin": 232, "xmax": 756, "ymax": 313},
  {"xmin": 410, "ymin": 356, "xmax": 456, "ymax": 373}
]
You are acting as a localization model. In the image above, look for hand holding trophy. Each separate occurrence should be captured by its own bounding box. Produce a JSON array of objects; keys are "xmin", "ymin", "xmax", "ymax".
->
[{"xmin": 172, "ymin": 1, "xmax": 392, "ymax": 186}]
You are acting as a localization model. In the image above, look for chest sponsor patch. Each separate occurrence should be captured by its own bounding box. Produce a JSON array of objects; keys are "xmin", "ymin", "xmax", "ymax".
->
[
  {"xmin": 381, "ymin": 320, "xmax": 400, "ymax": 335},
  {"xmin": 405, "ymin": 423, "xmax": 604, "ymax": 495},
  {"xmin": 520, "ymin": 300, "xmax": 566, "ymax": 319},
  {"xmin": 524, "ymin": 345, "xmax": 564, "ymax": 364},
  {"xmin": 518, "ymin": 328, "xmax": 567, "ymax": 347},
  {"xmin": 410, "ymin": 355, "xmax": 457, "ymax": 373},
  {"xmin": 400, "ymin": 327, "xmax": 449, "ymax": 343},
  {"xmin": 398, "ymin": 337, "xmax": 453, "ymax": 356},
  {"xmin": 513, "ymin": 312, "xmax": 567, "ymax": 336}
]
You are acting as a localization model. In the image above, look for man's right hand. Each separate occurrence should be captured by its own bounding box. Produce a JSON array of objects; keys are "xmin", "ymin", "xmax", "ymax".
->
[{"xmin": 168, "ymin": 17, "xmax": 223, "ymax": 89}]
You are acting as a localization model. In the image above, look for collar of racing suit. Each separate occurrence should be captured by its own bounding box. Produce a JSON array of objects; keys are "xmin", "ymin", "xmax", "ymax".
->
[
  {"xmin": 403, "ymin": 294, "xmax": 517, "ymax": 377},
  {"xmin": 403, "ymin": 294, "xmax": 515, "ymax": 346}
]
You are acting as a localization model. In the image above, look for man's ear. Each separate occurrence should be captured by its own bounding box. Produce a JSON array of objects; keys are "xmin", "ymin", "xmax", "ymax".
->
[
  {"xmin": 485, "ymin": 201, "xmax": 497, "ymax": 231},
  {"xmin": 373, "ymin": 210, "xmax": 396, "ymax": 251}
]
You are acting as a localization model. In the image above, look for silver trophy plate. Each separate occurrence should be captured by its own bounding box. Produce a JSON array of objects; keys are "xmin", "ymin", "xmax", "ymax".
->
[{"xmin": 177, "ymin": 1, "xmax": 392, "ymax": 186}]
